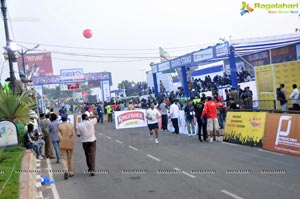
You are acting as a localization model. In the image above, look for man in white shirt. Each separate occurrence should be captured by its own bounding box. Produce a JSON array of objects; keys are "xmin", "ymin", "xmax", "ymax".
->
[
  {"xmin": 76, "ymin": 113, "xmax": 98, "ymax": 176},
  {"xmin": 146, "ymin": 102, "xmax": 161, "ymax": 144},
  {"xmin": 290, "ymin": 84, "xmax": 300, "ymax": 110},
  {"xmin": 169, "ymin": 99, "xmax": 179, "ymax": 134}
]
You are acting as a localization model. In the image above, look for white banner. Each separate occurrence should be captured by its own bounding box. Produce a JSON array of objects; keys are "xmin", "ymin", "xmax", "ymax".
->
[
  {"xmin": 0, "ymin": 120, "xmax": 18, "ymax": 147},
  {"xmin": 167, "ymin": 110, "xmax": 198, "ymax": 135},
  {"xmin": 101, "ymin": 80, "xmax": 111, "ymax": 102},
  {"xmin": 115, "ymin": 110, "xmax": 147, "ymax": 129},
  {"xmin": 60, "ymin": 68, "xmax": 85, "ymax": 83}
]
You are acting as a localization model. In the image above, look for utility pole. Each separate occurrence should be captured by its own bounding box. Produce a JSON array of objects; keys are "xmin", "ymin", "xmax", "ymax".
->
[{"xmin": 1, "ymin": 0, "xmax": 16, "ymax": 92}]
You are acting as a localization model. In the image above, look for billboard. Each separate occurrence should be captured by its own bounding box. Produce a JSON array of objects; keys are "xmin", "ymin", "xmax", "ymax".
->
[
  {"xmin": 223, "ymin": 112, "xmax": 267, "ymax": 147},
  {"xmin": 17, "ymin": 52, "xmax": 54, "ymax": 80},
  {"xmin": 115, "ymin": 110, "xmax": 147, "ymax": 129},
  {"xmin": 263, "ymin": 113, "xmax": 300, "ymax": 156},
  {"xmin": 60, "ymin": 68, "xmax": 85, "ymax": 83}
]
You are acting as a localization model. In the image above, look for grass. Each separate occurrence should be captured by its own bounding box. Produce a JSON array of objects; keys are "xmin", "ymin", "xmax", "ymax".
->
[{"xmin": 0, "ymin": 146, "xmax": 24, "ymax": 199}]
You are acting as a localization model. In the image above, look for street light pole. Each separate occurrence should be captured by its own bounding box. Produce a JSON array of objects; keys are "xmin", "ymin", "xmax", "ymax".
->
[
  {"xmin": 1, "ymin": 0, "xmax": 16, "ymax": 92},
  {"xmin": 18, "ymin": 44, "xmax": 39, "ymax": 76}
]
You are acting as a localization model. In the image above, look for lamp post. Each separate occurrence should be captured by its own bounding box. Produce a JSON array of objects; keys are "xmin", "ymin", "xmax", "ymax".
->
[{"xmin": 1, "ymin": 0, "xmax": 16, "ymax": 92}]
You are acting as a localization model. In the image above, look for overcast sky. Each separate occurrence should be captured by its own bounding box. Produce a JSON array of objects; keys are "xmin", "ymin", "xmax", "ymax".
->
[{"xmin": 0, "ymin": 0, "xmax": 299, "ymax": 88}]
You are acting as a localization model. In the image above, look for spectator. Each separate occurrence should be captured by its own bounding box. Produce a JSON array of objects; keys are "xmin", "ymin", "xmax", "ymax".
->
[{"xmin": 289, "ymin": 84, "xmax": 300, "ymax": 110}]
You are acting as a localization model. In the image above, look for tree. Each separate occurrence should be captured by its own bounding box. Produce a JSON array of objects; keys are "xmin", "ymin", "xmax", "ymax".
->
[
  {"xmin": 118, "ymin": 80, "xmax": 135, "ymax": 89},
  {"xmin": 0, "ymin": 89, "xmax": 36, "ymax": 124}
]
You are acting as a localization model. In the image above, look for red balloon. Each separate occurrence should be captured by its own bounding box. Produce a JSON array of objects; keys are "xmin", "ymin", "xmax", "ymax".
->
[{"xmin": 83, "ymin": 29, "xmax": 93, "ymax": 38}]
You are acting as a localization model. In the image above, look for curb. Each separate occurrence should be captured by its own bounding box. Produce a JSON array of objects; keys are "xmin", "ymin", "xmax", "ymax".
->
[{"xmin": 18, "ymin": 149, "xmax": 44, "ymax": 199}]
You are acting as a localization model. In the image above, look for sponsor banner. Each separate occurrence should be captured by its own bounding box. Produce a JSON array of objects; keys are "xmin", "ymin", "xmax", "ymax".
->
[
  {"xmin": 17, "ymin": 52, "xmax": 54, "ymax": 80},
  {"xmin": 170, "ymin": 55, "xmax": 192, "ymax": 69},
  {"xmin": 0, "ymin": 120, "xmax": 18, "ymax": 147},
  {"xmin": 115, "ymin": 110, "xmax": 147, "ymax": 129},
  {"xmin": 193, "ymin": 48, "xmax": 213, "ymax": 62},
  {"xmin": 60, "ymin": 68, "xmax": 85, "ymax": 83},
  {"xmin": 158, "ymin": 61, "xmax": 171, "ymax": 71},
  {"xmin": 224, "ymin": 112, "xmax": 267, "ymax": 147},
  {"xmin": 263, "ymin": 113, "xmax": 300, "ymax": 156},
  {"xmin": 215, "ymin": 43, "xmax": 229, "ymax": 57}
]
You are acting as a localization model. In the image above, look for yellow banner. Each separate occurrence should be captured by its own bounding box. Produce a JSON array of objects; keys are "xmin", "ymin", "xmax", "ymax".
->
[{"xmin": 224, "ymin": 112, "xmax": 267, "ymax": 147}]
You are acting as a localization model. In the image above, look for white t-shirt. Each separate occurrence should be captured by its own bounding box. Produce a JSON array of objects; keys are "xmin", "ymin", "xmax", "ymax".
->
[
  {"xmin": 169, "ymin": 103, "xmax": 179, "ymax": 119},
  {"xmin": 76, "ymin": 118, "xmax": 97, "ymax": 142},
  {"xmin": 146, "ymin": 108, "xmax": 161, "ymax": 124}
]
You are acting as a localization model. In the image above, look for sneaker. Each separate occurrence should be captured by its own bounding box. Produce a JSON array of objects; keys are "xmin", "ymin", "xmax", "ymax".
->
[
  {"xmin": 38, "ymin": 156, "xmax": 43, "ymax": 160},
  {"xmin": 209, "ymin": 138, "xmax": 213, "ymax": 143},
  {"xmin": 188, "ymin": 134, "xmax": 191, "ymax": 137},
  {"xmin": 155, "ymin": 139, "xmax": 159, "ymax": 144},
  {"xmin": 64, "ymin": 172, "xmax": 69, "ymax": 180}
]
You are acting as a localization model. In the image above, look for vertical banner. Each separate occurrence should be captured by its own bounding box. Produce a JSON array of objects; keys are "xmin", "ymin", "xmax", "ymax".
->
[
  {"xmin": 255, "ymin": 65, "xmax": 275, "ymax": 110},
  {"xmin": 263, "ymin": 113, "xmax": 300, "ymax": 156},
  {"xmin": 34, "ymin": 85, "xmax": 45, "ymax": 113},
  {"xmin": 101, "ymin": 80, "xmax": 111, "ymax": 102},
  {"xmin": 17, "ymin": 52, "xmax": 54, "ymax": 80},
  {"xmin": 224, "ymin": 112, "xmax": 267, "ymax": 147}
]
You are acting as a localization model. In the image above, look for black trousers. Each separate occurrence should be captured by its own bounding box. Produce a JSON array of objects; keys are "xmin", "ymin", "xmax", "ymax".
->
[
  {"xmin": 108, "ymin": 114, "xmax": 113, "ymax": 122},
  {"xmin": 171, "ymin": 118, "xmax": 179, "ymax": 134},
  {"xmin": 162, "ymin": 115, "xmax": 168, "ymax": 130},
  {"xmin": 196, "ymin": 117, "xmax": 208, "ymax": 141},
  {"xmin": 82, "ymin": 141, "xmax": 96, "ymax": 172}
]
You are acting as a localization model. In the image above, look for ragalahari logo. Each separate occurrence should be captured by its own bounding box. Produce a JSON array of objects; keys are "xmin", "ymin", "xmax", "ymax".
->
[{"xmin": 240, "ymin": 1, "xmax": 254, "ymax": 15}]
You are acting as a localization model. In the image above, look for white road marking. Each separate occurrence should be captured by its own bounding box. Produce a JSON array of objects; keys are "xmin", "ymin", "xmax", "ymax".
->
[
  {"xmin": 173, "ymin": 168, "xmax": 180, "ymax": 171},
  {"xmin": 99, "ymin": 133, "xmax": 104, "ymax": 135},
  {"xmin": 115, "ymin": 140, "xmax": 123, "ymax": 144},
  {"xmin": 258, "ymin": 149, "xmax": 283, "ymax": 156},
  {"xmin": 221, "ymin": 190, "xmax": 244, "ymax": 199},
  {"xmin": 182, "ymin": 171, "xmax": 196, "ymax": 178},
  {"xmin": 46, "ymin": 158, "xmax": 60, "ymax": 199},
  {"xmin": 146, "ymin": 154, "xmax": 161, "ymax": 162},
  {"xmin": 128, "ymin": 146, "xmax": 139, "ymax": 151},
  {"xmin": 105, "ymin": 136, "xmax": 112, "ymax": 139}
]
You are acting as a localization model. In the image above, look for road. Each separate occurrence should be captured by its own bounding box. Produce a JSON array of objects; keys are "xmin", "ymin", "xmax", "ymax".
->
[{"xmin": 46, "ymin": 122, "xmax": 300, "ymax": 199}]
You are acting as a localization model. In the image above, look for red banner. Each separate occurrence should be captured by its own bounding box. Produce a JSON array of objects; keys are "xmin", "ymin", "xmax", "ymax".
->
[{"xmin": 17, "ymin": 52, "xmax": 53, "ymax": 80}]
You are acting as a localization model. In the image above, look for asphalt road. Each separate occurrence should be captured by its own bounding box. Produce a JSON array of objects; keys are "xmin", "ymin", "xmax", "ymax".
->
[{"xmin": 47, "ymin": 122, "xmax": 300, "ymax": 199}]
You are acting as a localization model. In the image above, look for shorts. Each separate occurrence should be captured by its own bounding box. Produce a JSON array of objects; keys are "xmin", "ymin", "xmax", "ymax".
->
[
  {"xmin": 207, "ymin": 118, "xmax": 220, "ymax": 131},
  {"xmin": 148, "ymin": 123, "xmax": 159, "ymax": 131}
]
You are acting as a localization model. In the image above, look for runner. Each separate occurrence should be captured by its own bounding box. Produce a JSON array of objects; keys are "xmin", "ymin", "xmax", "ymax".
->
[{"xmin": 146, "ymin": 102, "xmax": 161, "ymax": 144}]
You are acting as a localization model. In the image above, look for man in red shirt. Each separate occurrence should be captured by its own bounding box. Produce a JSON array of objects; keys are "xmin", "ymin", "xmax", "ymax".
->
[{"xmin": 201, "ymin": 96, "xmax": 224, "ymax": 143}]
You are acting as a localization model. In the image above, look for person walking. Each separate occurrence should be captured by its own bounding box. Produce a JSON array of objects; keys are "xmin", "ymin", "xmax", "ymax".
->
[
  {"xmin": 201, "ymin": 96, "xmax": 224, "ymax": 143},
  {"xmin": 58, "ymin": 114, "xmax": 75, "ymax": 180},
  {"xmin": 194, "ymin": 97, "xmax": 207, "ymax": 142},
  {"xmin": 49, "ymin": 113, "xmax": 60, "ymax": 163},
  {"xmin": 146, "ymin": 102, "xmax": 161, "ymax": 144},
  {"xmin": 289, "ymin": 84, "xmax": 300, "ymax": 110},
  {"xmin": 169, "ymin": 99, "xmax": 179, "ymax": 134},
  {"xmin": 76, "ymin": 113, "xmax": 98, "ymax": 176},
  {"xmin": 158, "ymin": 98, "xmax": 168, "ymax": 131},
  {"xmin": 96, "ymin": 103, "xmax": 104, "ymax": 124},
  {"xmin": 184, "ymin": 99, "xmax": 195, "ymax": 137},
  {"xmin": 40, "ymin": 113, "xmax": 55, "ymax": 159}
]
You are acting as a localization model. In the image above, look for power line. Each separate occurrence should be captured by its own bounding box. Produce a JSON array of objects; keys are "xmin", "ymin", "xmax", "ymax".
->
[{"xmin": 15, "ymin": 40, "xmax": 214, "ymax": 52}]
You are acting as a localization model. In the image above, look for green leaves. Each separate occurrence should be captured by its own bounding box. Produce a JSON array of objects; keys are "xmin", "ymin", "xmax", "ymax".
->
[{"xmin": 0, "ymin": 90, "xmax": 36, "ymax": 124}]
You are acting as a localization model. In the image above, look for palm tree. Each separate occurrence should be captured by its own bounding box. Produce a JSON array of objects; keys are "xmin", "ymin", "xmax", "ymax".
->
[{"xmin": 0, "ymin": 89, "xmax": 36, "ymax": 124}]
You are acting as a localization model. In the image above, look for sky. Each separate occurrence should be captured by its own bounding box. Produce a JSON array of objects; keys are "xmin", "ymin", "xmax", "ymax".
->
[{"xmin": 0, "ymin": 0, "xmax": 299, "ymax": 89}]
